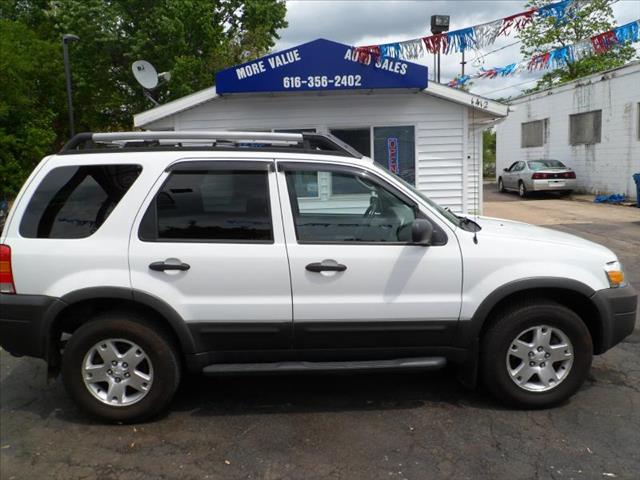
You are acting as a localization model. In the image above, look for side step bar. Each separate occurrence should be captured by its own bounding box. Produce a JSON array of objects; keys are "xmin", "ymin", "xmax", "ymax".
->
[{"xmin": 202, "ymin": 357, "xmax": 447, "ymax": 375}]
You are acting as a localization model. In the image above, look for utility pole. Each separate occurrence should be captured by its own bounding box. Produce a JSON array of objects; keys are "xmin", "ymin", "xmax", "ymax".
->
[
  {"xmin": 461, "ymin": 50, "xmax": 466, "ymax": 76},
  {"xmin": 62, "ymin": 34, "xmax": 80, "ymax": 137}
]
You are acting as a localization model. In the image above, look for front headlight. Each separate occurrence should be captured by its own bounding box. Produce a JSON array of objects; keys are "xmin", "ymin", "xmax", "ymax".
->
[{"xmin": 605, "ymin": 261, "xmax": 627, "ymax": 288}]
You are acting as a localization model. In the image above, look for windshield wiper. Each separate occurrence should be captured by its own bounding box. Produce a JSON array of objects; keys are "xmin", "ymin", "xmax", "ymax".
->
[
  {"xmin": 444, "ymin": 207, "xmax": 481, "ymax": 232},
  {"xmin": 459, "ymin": 216, "xmax": 481, "ymax": 231}
]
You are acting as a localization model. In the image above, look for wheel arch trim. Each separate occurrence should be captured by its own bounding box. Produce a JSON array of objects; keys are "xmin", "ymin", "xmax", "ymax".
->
[
  {"xmin": 455, "ymin": 277, "xmax": 596, "ymax": 348},
  {"xmin": 52, "ymin": 287, "xmax": 197, "ymax": 356}
]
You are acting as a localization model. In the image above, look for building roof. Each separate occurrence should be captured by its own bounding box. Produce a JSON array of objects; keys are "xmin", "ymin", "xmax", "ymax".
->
[
  {"xmin": 507, "ymin": 60, "xmax": 640, "ymax": 105},
  {"xmin": 134, "ymin": 83, "xmax": 507, "ymax": 128},
  {"xmin": 135, "ymin": 38, "xmax": 507, "ymax": 128}
]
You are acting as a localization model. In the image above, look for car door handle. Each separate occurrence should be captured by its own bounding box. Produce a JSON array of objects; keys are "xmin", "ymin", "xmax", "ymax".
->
[
  {"xmin": 306, "ymin": 261, "xmax": 347, "ymax": 273},
  {"xmin": 149, "ymin": 261, "xmax": 191, "ymax": 272}
]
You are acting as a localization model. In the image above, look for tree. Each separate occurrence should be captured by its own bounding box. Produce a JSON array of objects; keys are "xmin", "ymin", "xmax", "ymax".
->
[
  {"xmin": 48, "ymin": 0, "xmax": 288, "ymax": 131},
  {"xmin": 0, "ymin": 0, "xmax": 287, "ymax": 198},
  {"xmin": 0, "ymin": 19, "xmax": 64, "ymax": 198},
  {"xmin": 482, "ymin": 129, "xmax": 496, "ymax": 178},
  {"xmin": 519, "ymin": 0, "xmax": 635, "ymax": 92}
]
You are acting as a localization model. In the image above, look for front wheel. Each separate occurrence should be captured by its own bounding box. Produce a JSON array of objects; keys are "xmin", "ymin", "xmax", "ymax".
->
[
  {"xmin": 498, "ymin": 178, "xmax": 505, "ymax": 193},
  {"xmin": 62, "ymin": 312, "xmax": 181, "ymax": 423},
  {"xmin": 481, "ymin": 300, "xmax": 593, "ymax": 408}
]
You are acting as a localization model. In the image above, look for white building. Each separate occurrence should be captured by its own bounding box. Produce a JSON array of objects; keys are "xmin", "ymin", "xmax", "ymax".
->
[
  {"xmin": 496, "ymin": 61, "xmax": 640, "ymax": 199},
  {"xmin": 134, "ymin": 39, "xmax": 507, "ymax": 214}
]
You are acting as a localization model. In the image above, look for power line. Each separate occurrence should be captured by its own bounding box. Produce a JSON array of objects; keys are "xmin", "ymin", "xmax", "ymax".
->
[
  {"xmin": 468, "ymin": 40, "xmax": 522, "ymax": 66},
  {"xmin": 481, "ymin": 78, "xmax": 540, "ymax": 97}
]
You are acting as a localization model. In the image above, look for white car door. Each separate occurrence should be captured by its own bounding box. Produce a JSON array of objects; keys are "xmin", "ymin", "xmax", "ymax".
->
[
  {"xmin": 129, "ymin": 159, "xmax": 292, "ymax": 352},
  {"xmin": 276, "ymin": 160, "xmax": 462, "ymax": 350}
]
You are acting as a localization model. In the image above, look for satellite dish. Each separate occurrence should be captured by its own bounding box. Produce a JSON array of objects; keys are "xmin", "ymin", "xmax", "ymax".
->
[{"xmin": 132, "ymin": 60, "xmax": 159, "ymax": 89}]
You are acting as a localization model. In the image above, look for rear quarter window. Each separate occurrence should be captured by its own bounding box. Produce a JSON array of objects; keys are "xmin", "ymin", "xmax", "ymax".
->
[{"xmin": 19, "ymin": 164, "xmax": 142, "ymax": 239}]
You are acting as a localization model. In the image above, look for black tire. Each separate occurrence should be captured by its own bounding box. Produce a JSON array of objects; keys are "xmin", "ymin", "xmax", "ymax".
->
[
  {"xmin": 518, "ymin": 181, "xmax": 527, "ymax": 198},
  {"xmin": 498, "ymin": 178, "xmax": 505, "ymax": 193},
  {"xmin": 480, "ymin": 299, "xmax": 593, "ymax": 409},
  {"xmin": 62, "ymin": 312, "xmax": 181, "ymax": 423}
]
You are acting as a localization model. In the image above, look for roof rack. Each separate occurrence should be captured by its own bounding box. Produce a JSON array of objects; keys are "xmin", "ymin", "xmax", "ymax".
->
[{"xmin": 58, "ymin": 131, "xmax": 363, "ymax": 158}]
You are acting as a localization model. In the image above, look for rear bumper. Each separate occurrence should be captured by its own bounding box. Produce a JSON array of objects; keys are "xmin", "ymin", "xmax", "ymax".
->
[
  {"xmin": 531, "ymin": 178, "xmax": 577, "ymax": 191},
  {"xmin": 590, "ymin": 285, "xmax": 637, "ymax": 354},
  {"xmin": 0, "ymin": 294, "xmax": 65, "ymax": 359}
]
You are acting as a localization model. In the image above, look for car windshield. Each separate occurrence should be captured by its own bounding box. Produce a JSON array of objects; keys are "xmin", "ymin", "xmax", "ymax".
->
[{"xmin": 528, "ymin": 160, "xmax": 566, "ymax": 170}]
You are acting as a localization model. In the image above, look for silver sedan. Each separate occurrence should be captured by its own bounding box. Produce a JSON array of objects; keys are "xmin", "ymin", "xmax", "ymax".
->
[{"xmin": 498, "ymin": 159, "xmax": 577, "ymax": 197}]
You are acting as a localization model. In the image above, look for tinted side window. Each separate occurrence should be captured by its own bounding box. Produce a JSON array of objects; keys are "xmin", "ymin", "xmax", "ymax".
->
[
  {"xmin": 20, "ymin": 164, "xmax": 142, "ymax": 239},
  {"xmin": 140, "ymin": 170, "xmax": 273, "ymax": 243},
  {"xmin": 286, "ymin": 168, "xmax": 436, "ymax": 244}
]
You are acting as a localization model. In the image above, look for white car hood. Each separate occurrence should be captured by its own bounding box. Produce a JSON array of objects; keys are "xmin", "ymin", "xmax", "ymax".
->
[{"xmin": 474, "ymin": 216, "xmax": 609, "ymax": 252}]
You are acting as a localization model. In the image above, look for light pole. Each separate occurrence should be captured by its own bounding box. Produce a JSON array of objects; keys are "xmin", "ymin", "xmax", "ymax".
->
[
  {"xmin": 62, "ymin": 34, "xmax": 80, "ymax": 137},
  {"xmin": 430, "ymin": 15, "xmax": 450, "ymax": 83}
]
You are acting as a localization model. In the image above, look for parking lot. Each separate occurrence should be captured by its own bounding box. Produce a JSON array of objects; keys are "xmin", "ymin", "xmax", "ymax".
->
[{"xmin": 2, "ymin": 185, "xmax": 639, "ymax": 480}]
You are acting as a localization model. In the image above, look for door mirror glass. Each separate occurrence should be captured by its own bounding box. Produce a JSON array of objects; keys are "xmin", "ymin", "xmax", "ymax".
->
[{"xmin": 411, "ymin": 219, "xmax": 433, "ymax": 246}]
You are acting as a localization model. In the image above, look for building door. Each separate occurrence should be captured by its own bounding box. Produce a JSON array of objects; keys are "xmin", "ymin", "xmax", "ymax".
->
[{"xmin": 277, "ymin": 160, "xmax": 462, "ymax": 350}]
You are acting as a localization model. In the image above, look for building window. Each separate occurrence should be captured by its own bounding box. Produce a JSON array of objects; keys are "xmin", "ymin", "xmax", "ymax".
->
[
  {"xmin": 570, "ymin": 110, "xmax": 602, "ymax": 145},
  {"xmin": 373, "ymin": 126, "xmax": 416, "ymax": 185},
  {"xmin": 329, "ymin": 128, "xmax": 372, "ymax": 195},
  {"xmin": 521, "ymin": 119, "xmax": 547, "ymax": 148},
  {"xmin": 330, "ymin": 128, "xmax": 371, "ymax": 157}
]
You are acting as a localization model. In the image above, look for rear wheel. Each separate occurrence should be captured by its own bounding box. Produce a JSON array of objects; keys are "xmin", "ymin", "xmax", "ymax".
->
[
  {"xmin": 518, "ymin": 181, "xmax": 527, "ymax": 198},
  {"xmin": 480, "ymin": 300, "xmax": 592, "ymax": 408},
  {"xmin": 62, "ymin": 312, "xmax": 181, "ymax": 423}
]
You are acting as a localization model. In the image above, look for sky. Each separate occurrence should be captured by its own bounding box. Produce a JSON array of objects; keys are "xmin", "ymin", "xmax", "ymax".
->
[{"xmin": 274, "ymin": 0, "xmax": 640, "ymax": 99}]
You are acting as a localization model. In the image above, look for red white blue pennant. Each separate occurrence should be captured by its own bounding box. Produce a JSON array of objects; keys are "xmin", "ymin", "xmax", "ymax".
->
[
  {"xmin": 354, "ymin": 0, "xmax": 580, "ymax": 62},
  {"xmin": 447, "ymin": 19, "xmax": 640, "ymax": 88}
]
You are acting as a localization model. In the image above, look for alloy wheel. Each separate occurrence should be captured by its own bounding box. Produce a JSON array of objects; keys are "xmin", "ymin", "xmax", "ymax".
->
[
  {"xmin": 506, "ymin": 325, "xmax": 574, "ymax": 392},
  {"xmin": 82, "ymin": 339, "xmax": 153, "ymax": 406}
]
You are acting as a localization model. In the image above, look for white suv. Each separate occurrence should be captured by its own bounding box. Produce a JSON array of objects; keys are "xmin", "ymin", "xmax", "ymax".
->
[{"xmin": 0, "ymin": 131, "xmax": 636, "ymax": 422}]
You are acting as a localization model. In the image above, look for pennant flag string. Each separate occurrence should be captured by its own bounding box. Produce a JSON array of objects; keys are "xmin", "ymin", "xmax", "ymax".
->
[
  {"xmin": 447, "ymin": 19, "xmax": 640, "ymax": 88},
  {"xmin": 354, "ymin": 0, "xmax": 583, "ymax": 63}
]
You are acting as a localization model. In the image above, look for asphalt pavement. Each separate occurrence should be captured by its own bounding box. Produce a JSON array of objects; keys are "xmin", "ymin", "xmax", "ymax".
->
[{"xmin": 1, "ymin": 185, "xmax": 639, "ymax": 480}]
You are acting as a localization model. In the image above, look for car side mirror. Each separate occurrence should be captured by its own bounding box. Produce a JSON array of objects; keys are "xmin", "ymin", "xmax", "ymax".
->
[
  {"xmin": 411, "ymin": 219, "xmax": 433, "ymax": 246},
  {"xmin": 503, "ymin": 168, "xmax": 509, "ymax": 172}
]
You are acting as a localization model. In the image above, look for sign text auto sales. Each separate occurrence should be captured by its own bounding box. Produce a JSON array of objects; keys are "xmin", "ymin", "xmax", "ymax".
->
[
  {"xmin": 234, "ymin": 48, "xmax": 410, "ymax": 90},
  {"xmin": 214, "ymin": 39, "xmax": 428, "ymax": 94}
]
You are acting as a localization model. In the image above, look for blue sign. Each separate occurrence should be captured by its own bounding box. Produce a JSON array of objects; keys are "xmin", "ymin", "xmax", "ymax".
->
[{"xmin": 215, "ymin": 38, "xmax": 428, "ymax": 94}]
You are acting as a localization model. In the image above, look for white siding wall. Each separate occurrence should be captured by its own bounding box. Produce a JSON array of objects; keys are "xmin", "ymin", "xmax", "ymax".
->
[
  {"xmin": 145, "ymin": 92, "xmax": 479, "ymax": 212},
  {"xmin": 466, "ymin": 117, "xmax": 485, "ymax": 215},
  {"xmin": 496, "ymin": 64, "xmax": 640, "ymax": 198}
]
